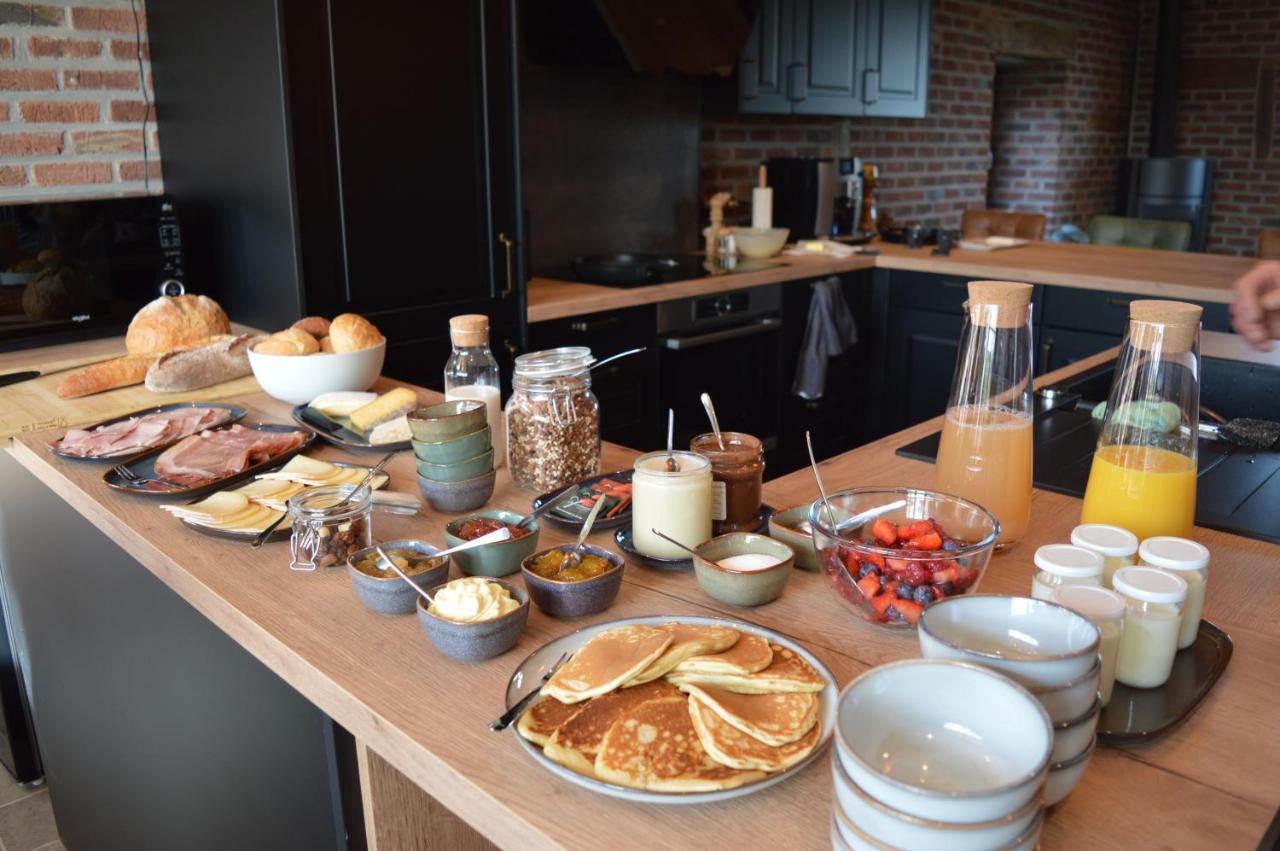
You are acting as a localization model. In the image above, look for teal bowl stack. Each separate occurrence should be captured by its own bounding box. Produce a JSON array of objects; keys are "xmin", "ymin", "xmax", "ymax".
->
[{"xmin": 408, "ymin": 400, "xmax": 496, "ymax": 511}]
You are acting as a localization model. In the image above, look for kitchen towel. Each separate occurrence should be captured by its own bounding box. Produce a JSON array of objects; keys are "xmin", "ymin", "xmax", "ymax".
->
[{"xmin": 791, "ymin": 276, "xmax": 858, "ymax": 400}]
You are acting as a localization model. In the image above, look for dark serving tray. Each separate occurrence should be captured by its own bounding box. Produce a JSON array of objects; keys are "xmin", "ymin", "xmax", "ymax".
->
[
  {"xmin": 291, "ymin": 405, "xmax": 411, "ymax": 453},
  {"xmin": 103, "ymin": 423, "xmax": 315, "ymax": 500},
  {"xmin": 49, "ymin": 402, "xmax": 246, "ymax": 462},
  {"xmin": 532, "ymin": 470, "xmax": 634, "ymax": 531},
  {"xmin": 1098, "ymin": 619, "xmax": 1233, "ymax": 746}
]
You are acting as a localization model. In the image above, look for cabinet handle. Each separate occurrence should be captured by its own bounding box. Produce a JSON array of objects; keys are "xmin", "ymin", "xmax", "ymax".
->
[
  {"xmin": 863, "ymin": 69, "xmax": 880, "ymax": 104},
  {"xmin": 503, "ymin": 338, "xmax": 519, "ymax": 358},
  {"xmin": 1040, "ymin": 338, "xmax": 1053, "ymax": 366},
  {"xmin": 498, "ymin": 232, "xmax": 516, "ymax": 299},
  {"xmin": 787, "ymin": 64, "xmax": 807, "ymax": 101},
  {"xmin": 1104, "ymin": 297, "xmax": 1130, "ymax": 309},
  {"xmin": 570, "ymin": 317, "xmax": 621, "ymax": 333},
  {"xmin": 741, "ymin": 59, "xmax": 758, "ymax": 99},
  {"xmin": 940, "ymin": 279, "xmax": 967, "ymax": 289}
]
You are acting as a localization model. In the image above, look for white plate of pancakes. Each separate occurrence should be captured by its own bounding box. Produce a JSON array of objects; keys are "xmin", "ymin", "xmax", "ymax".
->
[{"xmin": 504, "ymin": 615, "xmax": 838, "ymax": 804}]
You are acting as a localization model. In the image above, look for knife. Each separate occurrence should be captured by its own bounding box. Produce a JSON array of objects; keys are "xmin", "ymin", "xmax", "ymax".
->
[
  {"xmin": 0, "ymin": 370, "xmax": 40, "ymax": 388},
  {"xmin": 296, "ymin": 406, "xmax": 369, "ymax": 444}
]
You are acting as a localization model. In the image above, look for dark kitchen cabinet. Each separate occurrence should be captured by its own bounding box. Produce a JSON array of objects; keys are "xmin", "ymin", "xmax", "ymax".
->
[
  {"xmin": 881, "ymin": 306, "xmax": 963, "ymax": 436},
  {"xmin": 150, "ymin": 0, "xmax": 525, "ymax": 390},
  {"xmin": 738, "ymin": 0, "xmax": 931, "ymax": 118},
  {"xmin": 1038, "ymin": 327, "xmax": 1118, "ymax": 374}
]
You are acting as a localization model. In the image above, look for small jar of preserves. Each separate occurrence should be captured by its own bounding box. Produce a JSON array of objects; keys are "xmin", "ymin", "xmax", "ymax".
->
[
  {"xmin": 1138, "ymin": 536, "xmax": 1209, "ymax": 650},
  {"xmin": 1030, "ymin": 544, "xmax": 1103, "ymax": 601},
  {"xmin": 690, "ymin": 431, "xmax": 765, "ymax": 534},
  {"xmin": 505, "ymin": 347, "xmax": 601, "ymax": 492},
  {"xmin": 631, "ymin": 451, "xmax": 712, "ymax": 560},
  {"xmin": 1070, "ymin": 523, "xmax": 1138, "ymax": 588},
  {"xmin": 289, "ymin": 484, "xmax": 372, "ymax": 571},
  {"xmin": 1112, "ymin": 566, "xmax": 1187, "ymax": 689},
  {"xmin": 1052, "ymin": 584, "xmax": 1126, "ymax": 706}
]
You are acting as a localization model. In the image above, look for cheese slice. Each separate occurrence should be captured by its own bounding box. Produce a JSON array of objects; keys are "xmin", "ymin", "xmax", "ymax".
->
[
  {"xmin": 349, "ymin": 387, "xmax": 417, "ymax": 434},
  {"xmin": 309, "ymin": 391, "xmax": 377, "ymax": 418},
  {"xmin": 367, "ymin": 415, "xmax": 411, "ymax": 445}
]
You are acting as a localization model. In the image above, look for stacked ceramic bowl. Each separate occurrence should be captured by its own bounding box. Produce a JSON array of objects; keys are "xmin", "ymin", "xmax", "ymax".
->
[
  {"xmin": 918, "ymin": 595, "xmax": 1103, "ymax": 806},
  {"xmin": 408, "ymin": 400, "xmax": 496, "ymax": 512},
  {"xmin": 831, "ymin": 660, "xmax": 1049, "ymax": 850}
]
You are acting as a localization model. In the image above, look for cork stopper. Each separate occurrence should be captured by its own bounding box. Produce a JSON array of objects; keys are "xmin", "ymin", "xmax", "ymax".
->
[
  {"xmin": 449, "ymin": 314, "xmax": 490, "ymax": 347},
  {"xmin": 967, "ymin": 280, "xmax": 1033, "ymax": 328},
  {"xmin": 1128, "ymin": 300, "xmax": 1201, "ymax": 353}
]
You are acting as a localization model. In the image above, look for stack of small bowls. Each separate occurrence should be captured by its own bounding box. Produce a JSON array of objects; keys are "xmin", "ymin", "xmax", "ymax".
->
[
  {"xmin": 831, "ymin": 659, "xmax": 1049, "ymax": 850},
  {"xmin": 408, "ymin": 400, "xmax": 495, "ymax": 512},
  {"xmin": 918, "ymin": 595, "xmax": 1103, "ymax": 806}
]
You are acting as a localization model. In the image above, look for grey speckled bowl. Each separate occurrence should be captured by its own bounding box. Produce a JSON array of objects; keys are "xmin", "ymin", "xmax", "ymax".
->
[
  {"xmin": 416, "ymin": 470, "xmax": 496, "ymax": 513},
  {"xmin": 416, "ymin": 579, "xmax": 529, "ymax": 662},
  {"xmin": 346, "ymin": 540, "xmax": 449, "ymax": 615},
  {"xmin": 407, "ymin": 400, "xmax": 487, "ymax": 443},
  {"xmin": 693, "ymin": 532, "xmax": 795, "ymax": 607},
  {"xmin": 444, "ymin": 510, "xmax": 540, "ymax": 577},
  {"xmin": 768, "ymin": 503, "xmax": 820, "ymax": 571},
  {"xmin": 520, "ymin": 544, "xmax": 624, "ymax": 619}
]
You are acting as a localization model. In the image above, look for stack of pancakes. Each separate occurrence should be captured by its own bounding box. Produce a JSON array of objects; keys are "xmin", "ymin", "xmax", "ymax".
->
[{"xmin": 517, "ymin": 622, "xmax": 825, "ymax": 793}]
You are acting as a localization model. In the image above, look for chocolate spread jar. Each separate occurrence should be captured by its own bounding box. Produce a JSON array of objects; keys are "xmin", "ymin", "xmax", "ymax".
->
[{"xmin": 690, "ymin": 432, "xmax": 764, "ymax": 534}]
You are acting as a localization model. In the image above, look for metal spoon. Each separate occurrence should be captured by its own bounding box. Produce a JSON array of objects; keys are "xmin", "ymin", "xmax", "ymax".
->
[
  {"xmin": 557, "ymin": 496, "xmax": 606, "ymax": 575},
  {"xmin": 700, "ymin": 392, "xmax": 725, "ymax": 450},
  {"xmin": 651, "ymin": 529, "xmax": 704, "ymax": 561},
  {"xmin": 375, "ymin": 546, "xmax": 436, "ymax": 606},
  {"xmin": 805, "ymin": 430, "xmax": 836, "ymax": 529},
  {"xmin": 665, "ymin": 408, "xmax": 678, "ymax": 472},
  {"xmin": 252, "ymin": 451, "xmax": 396, "ymax": 549},
  {"xmin": 589, "ymin": 346, "xmax": 647, "ymax": 372},
  {"xmin": 377, "ymin": 526, "xmax": 513, "ymax": 572}
]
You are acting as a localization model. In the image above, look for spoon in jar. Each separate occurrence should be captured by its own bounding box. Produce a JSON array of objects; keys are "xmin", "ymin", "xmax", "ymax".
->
[
  {"xmin": 557, "ymin": 495, "xmax": 606, "ymax": 576},
  {"xmin": 700, "ymin": 393, "xmax": 725, "ymax": 450},
  {"xmin": 651, "ymin": 529, "xmax": 703, "ymax": 561},
  {"xmin": 805, "ymin": 430, "xmax": 836, "ymax": 529},
  {"xmin": 588, "ymin": 346, "xmax": 647, "ymax": 372},
  {"xmin": 666, "ymin": 408, "xmax": 678, "ymax": 472}
]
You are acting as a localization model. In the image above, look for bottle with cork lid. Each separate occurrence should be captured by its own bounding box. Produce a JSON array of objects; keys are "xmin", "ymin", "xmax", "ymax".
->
[
  {"xmin": 444, "ymin": 314, "xmax": 505, "ymax": 468},
  {"xmin": 1080, "ymin": 300, "xmax": 1202, "ymax": 540},
  {"xmin": 934, "ymin": 281, "xmax": 1035, "ymax": 546}
]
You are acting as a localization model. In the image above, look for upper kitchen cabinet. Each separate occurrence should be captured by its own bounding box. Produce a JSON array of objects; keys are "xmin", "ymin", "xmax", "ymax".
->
[{"xmin": 738, "ymin": 0, "xmax": 930, "ymax": 118}]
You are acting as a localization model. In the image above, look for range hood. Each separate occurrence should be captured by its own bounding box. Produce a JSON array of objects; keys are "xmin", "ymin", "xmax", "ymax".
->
[{"xmin": 525, "ymin": 0, "xmax": 755, "ymax": 76}]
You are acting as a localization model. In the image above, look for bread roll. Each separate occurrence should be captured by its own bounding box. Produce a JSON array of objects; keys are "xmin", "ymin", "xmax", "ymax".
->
[
  {"xmin": 56, "ymin": 354, "xmax": 158, "ymax": 399},
  {"xmin": 254, "ymin": 327, "xmax": 319, "ymax": 356},
  {"xmin": 292, "ymin": 316, "xmax": 331, "ymax": 339},
  {"xmin": 329, "ymin": 313, "xmax": 384, "ymax": 353},
  {"xmin": 126, "ymin": 294, "xmax": 231, "ymax": 355},
  {"xmin": 146, "ymin": 334, "xmax": 264, "ymax": 392},
  {"xmin": 319, "ymin": 336, "xmax": 335, "ymax": 353}
]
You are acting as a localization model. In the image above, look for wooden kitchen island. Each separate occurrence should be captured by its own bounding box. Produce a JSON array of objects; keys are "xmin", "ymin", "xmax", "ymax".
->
[{"xmin": 5, "ymin": 346, "xmax": 1279, "ymax": 850}]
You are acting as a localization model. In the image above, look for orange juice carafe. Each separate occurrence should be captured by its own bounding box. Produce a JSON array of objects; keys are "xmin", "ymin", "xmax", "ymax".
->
[
  {"xmin": 934, "ymin": 281, "xmax": 1035, "ymax": 546},
  {"xmin": 1080, "ymin": 301, "xmax": 1202, "ymax": 541}
]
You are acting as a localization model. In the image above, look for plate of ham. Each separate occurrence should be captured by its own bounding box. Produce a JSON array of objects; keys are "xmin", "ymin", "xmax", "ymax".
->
[
  {"xmin": 103, "ymin": 423, "xmax": 314, "ymax": 497},
  {"xmin": 50, "ymin": 403, "xmax": 246, "ymax": 462}
]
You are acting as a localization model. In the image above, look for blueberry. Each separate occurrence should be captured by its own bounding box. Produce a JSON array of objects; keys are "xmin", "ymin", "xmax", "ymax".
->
[
  {"xmin": 878, "ymin": 572, "xmax": 892, "ymax": 590},
  {"xmin": 885, "ymin": 603, "xmax": 904, "ymax": 621},
  {"xmin": 858, "ymin": 561, "xmax": 877, "ymax": 579},
  {"xmin": 897, "ymin": 583, "xmax": 915, "ymax": 600},
  {"xmin": 913, "ymin": 585, "xmax": 934, "ymax": 606},
  {"xmin": 936, "ymin": 581, "xmax": 955, "ymax": 596},
  {"xmin": 941, "ymin": 539, "xmax": 958, "ymax": 552}
]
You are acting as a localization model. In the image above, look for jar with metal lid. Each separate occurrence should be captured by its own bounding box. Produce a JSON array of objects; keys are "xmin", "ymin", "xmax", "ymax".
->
[
  {"xmin": 504, "ymin": 347, "xmax": 601, "ymax": 492},
  {"xmin": 1112, "ymin": 566, "xmax": 1187, "ymax": 688},
  {"xmin": 690, "ymin": 431, "xmax": 764, "ymax": 534},
  {"xmin": 288, "ymin": 484, "xmax": 372, "ymax": 571},
  {"xmin": 1030, "ymin": 544, "xmax": 1103, "ymax": 601},
  {"xmin": 631, "ymin": 450, "xmax": 712, "ymax": 559},
  {"xmin": 1070, "ymin": 523, "xmax": 1138, "ymax": 588},
  {"xmin": 1052, "ymin": 585, "xmax": 1126, "ymax": 706},
  {"xmin": 1139, "ymin": 536, "xmax": 1209, "ymax": 650}
]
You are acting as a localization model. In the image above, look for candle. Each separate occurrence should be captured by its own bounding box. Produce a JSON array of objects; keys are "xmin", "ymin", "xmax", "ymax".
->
[{"xmin": 631, "ymin": 450, "xmax": 711, "ymax": 559}]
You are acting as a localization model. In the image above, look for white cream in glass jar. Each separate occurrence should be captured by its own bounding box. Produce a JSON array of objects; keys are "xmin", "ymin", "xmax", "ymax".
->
[
  {"xmin": 1070, "ymin": 523, "xmax": 1138, "ymax": 588},
  {"xmin": 1139, "ymin": 536, "xmax": 1209, "ymax": 650},
  {"xmin": 1052, "ymin": 584, "xmax": 1126, "ymax": 706},
  {"xmin": 1030, "ymin": 544, "xmax": 1104, "ymax": 601},
  {"xmin": 631, "ymin": 450, "xmax": 712, "ymax": 559},
  {"xmin": 1112, "ymin": 566, "xmax": 1187, "ymax": 689}
]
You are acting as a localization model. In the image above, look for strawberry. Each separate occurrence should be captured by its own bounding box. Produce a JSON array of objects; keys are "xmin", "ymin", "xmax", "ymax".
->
[
  {"xmin": 870, "ymin": 592, "xmax": 896, "ymax": 615},
  {"xmin": 896, "ymin": 563, "xmax": 931, "ymax": 588},
  {"xmin": 892, "ymin": 599, "xmax": 924, "ymax": 624},
  {"xmin": 857, "ymin": 573, "xmax": 881, "ymax": 600},
  {"xmin": 900, "ymin": 520, "xmax": 935, "ymax": 541},
  {"xmin": 871, "ymin": 517, "xmax": 897, "ymax": 545},
  {"xmin": 931, "ymin": 565, "xmax": 958, "ymax": 585},
  {"xmin": 905, "ymin": 531, "xmax": 943, "ymax": 551},
  {"xmin": 862, "ymin": 551, "xmax": 886, "ymax": 570}
]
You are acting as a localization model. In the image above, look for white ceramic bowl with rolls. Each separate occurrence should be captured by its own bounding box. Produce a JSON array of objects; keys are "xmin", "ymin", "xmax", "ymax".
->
[{"xmin": 248, "ymin": 339, "xmax": 385, "ymax": 405}]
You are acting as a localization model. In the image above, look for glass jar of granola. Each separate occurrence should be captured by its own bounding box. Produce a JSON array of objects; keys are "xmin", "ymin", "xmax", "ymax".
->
[{"xmin": 505, "ymin": 347, "xmax": 600, "ymax": 492}]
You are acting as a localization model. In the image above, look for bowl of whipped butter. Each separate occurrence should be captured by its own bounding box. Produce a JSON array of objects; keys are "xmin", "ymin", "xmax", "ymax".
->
[{"xmin": 416, "ymin": 576, "xmax": 529, "ymax": 661}]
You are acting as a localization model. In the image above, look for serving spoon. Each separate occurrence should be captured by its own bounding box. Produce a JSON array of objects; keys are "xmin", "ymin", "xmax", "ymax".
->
[
  {"xmin": 375, "ymin": 529, "xmax": 513, "ymax": 599},
  {"xmin": 651, "ymin": 529, "xmax": 703, "ymax": 561},
  {"xmin": 556, "ymin": 496, "xmax": 606, "ymax": 575},
  {"xmin": 700, "ymin": 393, "xmax": 725, "ymax": 450},
  {"xmin": 805, "ymin": 430, "xmax": 836, "ymax": 529},
  {"xmin": 665, "ymin": 408, "xmax": 678, "ymax": 472}
]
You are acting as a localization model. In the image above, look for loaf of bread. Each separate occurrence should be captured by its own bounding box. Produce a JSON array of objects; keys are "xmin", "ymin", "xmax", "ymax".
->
[
  {"xmin": 319, "ymin": 336, "xmax": 335, "ymax": 353},
  {"xmin": 145, "ymin": 334, "xmax": 264, "ymax": 392},
  {"xmin": 254, "ymin": 327, "xmax": 319, "ymax": 356},
  {"xmin": 126, "ymin": 295, "xmax": 231, "ymax": 355},
  {"xmin": 56, "ymin": 354, "xmax": 159, "ymax": 399},
  {"xmin": 329, "ymin": 313, "xmax": 384, "ymax": 353},
  {"xmin": 292, "ymin": 316, "xmax": 331, "ymax": 339}
]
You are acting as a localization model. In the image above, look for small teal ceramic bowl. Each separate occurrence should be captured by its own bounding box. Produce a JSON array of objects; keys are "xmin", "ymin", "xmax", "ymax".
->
[
  {"xmin": 693, "ymin": 532, "xmax": 795, "ymax": 607},
  {"xmin": 407, "ymin": 400, "xmax": 487, "ymax": 443},
  {"xmin": 346, "ymin": 540, "xmax": 449, "ymax": 615},
  {"xmin": 768, "ymin": 503, "xmax": 820, "ymax": 571},
  {"xmin": 416, "ymin": 579, "xmax": 529, "ymax": 662},
  {"xmin": 443, "ymin": 510, "xmax": 540, "ymax": 577},
  {"xmin": 412, "ymin": 426, "xmax": 492, "ymax": 465},
  {"xmin": 416, "ymin": 470, "xmax": 495, "ymax": 513},
  {"xmin": 520, "ymin": 544, "xmax": 625, "ymax": 618},
  {"xmin": 416, "ymin": 448, "xmax": 494, "ymax": 483}
]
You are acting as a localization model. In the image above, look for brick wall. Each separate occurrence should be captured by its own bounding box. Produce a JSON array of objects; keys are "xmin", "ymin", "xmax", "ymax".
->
[
  {"xmin": 0, "ymin": 0, "xmax": 161, "ymax": 201},
  {"xmin": 702, "ymin": 0, "xmax": 1138, "ymax": 232},
  {"xmin": 1129, "ymin": 0, "xmax": 1280, "ymax": 256}
]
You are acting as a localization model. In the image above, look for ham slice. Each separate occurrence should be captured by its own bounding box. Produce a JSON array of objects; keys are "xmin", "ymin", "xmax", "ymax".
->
[
  {"xmin": 54, "ymin": 407, "xmax": 229, "ymax": 459},
  {"xmin": 153, "ymin": 425, "xmax": 307, "ymax": 486}
]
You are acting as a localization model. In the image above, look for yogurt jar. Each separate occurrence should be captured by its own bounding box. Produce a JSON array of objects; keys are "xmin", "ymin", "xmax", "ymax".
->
[
  {"xmin": 1139, "ymin": 536, "xmax": 1210, "ymax": 650},
  {"xmin": 1070, "ymin": 524, "xmax": 1138, "ymax": 588},
  {"xmin": 1031, "ymin": 544, "xmax": 1104, "ymax": 601},
  {"xmin": 1112, "ymin": 566, "xmax": 1187, "ymax": 689},
  {"xmin": 1051, "ymin": 585, "xmax": 1126, "ymax": 706},
  {"xmin": 631, "ymin": 450, "xmax": 712, "ymax": 559}
]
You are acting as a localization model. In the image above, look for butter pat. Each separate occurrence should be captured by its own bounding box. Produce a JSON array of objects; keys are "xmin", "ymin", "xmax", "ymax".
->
[
  {"xmin": 349, "ymin": 387, "xmax": 417, "ymax": 434},
  {"xmin": 428, "ymin": 577, "xmax": 519, "ymax": 623},
  {"xmin": 367, "ymin": 414, "xmax": 411, "ymax": 445}
]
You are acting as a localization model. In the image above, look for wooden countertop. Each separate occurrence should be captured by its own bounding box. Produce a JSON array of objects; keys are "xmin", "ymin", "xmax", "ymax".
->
[
  {"xmin": 528, "ymin": 241, "xmax": 1258, "ymax": 323},
  {"xmin": 7, "ymin": 350, "xmax": 1279, "ymax": 850}
]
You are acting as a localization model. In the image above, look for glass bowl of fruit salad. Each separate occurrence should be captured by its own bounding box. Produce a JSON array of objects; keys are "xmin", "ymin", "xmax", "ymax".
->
[{"xmin": 809, "ymin": 487, "xmax": 1000, "ymax": 629}]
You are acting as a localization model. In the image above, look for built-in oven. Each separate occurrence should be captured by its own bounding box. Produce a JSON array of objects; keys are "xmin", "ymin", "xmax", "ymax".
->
[{"xmin": 656, "ymin": 285, "xmax": 782, "ymax": 456}]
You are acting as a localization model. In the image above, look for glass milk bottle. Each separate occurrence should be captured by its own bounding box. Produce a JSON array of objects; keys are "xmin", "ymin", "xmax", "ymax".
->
[
  {"xmin": 1080, "ymin": 301, "xmax": 1202, "ymax": 541},
  {"xmin": 1052, "ymin": 585, "xmax": 1126, "ymax": 706},
  {"xmin": 631, "ymin": 451, "xmax": 712, "ymax": 559},
  {"xmin": 1112, "ymin": 566, "xmax": 1187, "ymax": 689},
  {"xmin": 933, "ymin": 281, "xmax": 1035, "ymax": 546},
  {"xmin": 1070, "ymin": 523, "xmax": 1138, "ymax": 588},
  {"xmin": 1139, "ymin": 536, "xmax": 1210, "ymax": 650},
  {"xmin": 444, "ymin": 314, "xmax": 505, "ymax": 468}
]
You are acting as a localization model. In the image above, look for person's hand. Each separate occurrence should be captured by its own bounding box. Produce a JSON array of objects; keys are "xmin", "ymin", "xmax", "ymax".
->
[{"xmin": 1230, "ymin": 261, "xmax": 1280, "ymax": 351}]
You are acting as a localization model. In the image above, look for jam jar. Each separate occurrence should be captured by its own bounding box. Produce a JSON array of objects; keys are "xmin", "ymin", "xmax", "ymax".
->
[
  {"xmin": 1112, "ymin": 566, "xmax": 1187, "ymax": 689},
  {"xmin": 504, "ymin": 347, "xmax": 601, "ymax": 492},
  {"xmin": 289, "ymin": 484, "xmax": 372, "ymax": 571},
  {"xmin": 690, "ymin": 431, "xmax": 765, "ymax": 534}
]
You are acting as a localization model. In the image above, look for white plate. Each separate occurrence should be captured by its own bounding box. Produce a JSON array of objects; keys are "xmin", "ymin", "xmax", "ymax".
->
[{"xmin": 503, "ymin": 614, "xmax": 838, "ymax": 804}]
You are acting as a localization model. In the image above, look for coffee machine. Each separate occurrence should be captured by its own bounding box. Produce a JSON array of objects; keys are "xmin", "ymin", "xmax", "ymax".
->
[{"xmin": 764, "ymin": 157, "xmax": 837, "ymax": 239}]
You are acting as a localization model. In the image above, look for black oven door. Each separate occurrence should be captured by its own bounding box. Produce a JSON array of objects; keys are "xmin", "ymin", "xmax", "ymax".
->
[{"xmin": 657, "ymin": 316, "xmax": 782, "ymax": 453}]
